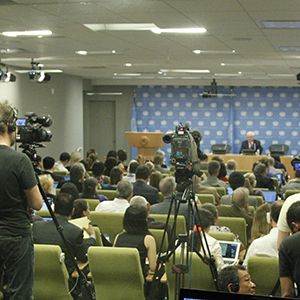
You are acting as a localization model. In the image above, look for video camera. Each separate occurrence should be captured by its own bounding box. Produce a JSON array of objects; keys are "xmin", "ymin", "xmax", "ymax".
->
[
  {"xmin": 163, "ymin": 123, "xmax": 202, "ymax": 190},
  {"xmin": 16, "ymin": 112, "xmax": 53, "ymax": 145},
  {"xmin": 291, "ymin": 154, "xmax": 300, "ymax": 171}
]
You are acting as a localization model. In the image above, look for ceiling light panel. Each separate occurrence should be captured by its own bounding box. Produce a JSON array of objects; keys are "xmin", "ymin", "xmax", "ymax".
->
[{"xmin": 257, "ymin": 21, "xmax": 300, "ymax": 29}]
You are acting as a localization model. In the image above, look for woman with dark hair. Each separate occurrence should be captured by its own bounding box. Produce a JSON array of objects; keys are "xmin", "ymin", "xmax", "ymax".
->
[
  {"xmin": 101, "ymin": 166, "xmax": 123, "ymax": 190},
  {"xmin": 80, "ymin": 177, "xmax": 108, "ymax": 202},
  {"xmin": 60, "ymin": 182, "xmax": 79, "ymax": 201},
  {"xmin": 103, "ymin": 157, "xmax": 118, "ymax": 176},
  {"xmin": 117, "ymin": 149, "xmax": 128, "ymax": 170},
  {"xmin": 72, "ymin": 199, "xmax": 90, "ymax": 219},
  {"xmin": 149, "ymin": 171, "xmax": 163, "ymax": 190},
  {"xmin": 114, "ymin": 205, "xmax": 156, "ymax": 275},
  {"xmin": 87, "ymin": 153, "xmax": 98, "ymax": 170}
]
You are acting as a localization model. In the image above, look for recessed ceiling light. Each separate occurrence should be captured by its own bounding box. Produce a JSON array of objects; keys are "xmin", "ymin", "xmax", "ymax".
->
[
  {"xmin": 15, "ymin": 69, "xmax": 62, "ymax": 74},
  {"xmin": 257, "ymin": 21, "xmax": 300, "ymax": 29},
  {"xmin": 125, "ymin": 63, "xmax": 132, "ymax": 67},
  {"xmin": 2, "ymin": 30, "xmax": 52, "ymax": 37},
  {"xmin": 84, "ymin": 23, "xmax": 158, "ymax": 31},
  {"xmin": 160, "ymin": 69, "xmax": 210, "ymax": 73},
  {"xmin": 193, "ymin": 50, "xmax": 201, "ymax": 54},
  {"xmin": 76, "ymin": 50, "xmax": 87, "ymax": 55},
  {"xmin": 193, "ymin": 50, "xmax": 237, "ymax": 55},
  {"xmin": 114, "ymin": 73, "xmax": 141, "ymax": 76},
  {"xmin": 152, "ymin": 28, "xmax": 206, "ymax": 34},
  {"xmin": 221, "ymin": 63, "xmax": 226, "ymax": 66}
]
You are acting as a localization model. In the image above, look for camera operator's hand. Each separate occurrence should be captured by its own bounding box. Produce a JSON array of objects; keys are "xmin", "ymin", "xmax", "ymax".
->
[{"xmin": 83, "ymin": 225, "xmax": 95, "ymax": 236}]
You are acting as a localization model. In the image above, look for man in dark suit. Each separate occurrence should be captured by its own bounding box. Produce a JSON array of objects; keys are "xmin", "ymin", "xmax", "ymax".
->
[
  {"xmin": 43, "ymin": 156, "xmax": 65, "ymax": 182},
  {"xmin": 239, "ymin": 131, "xmax": 263, "ymax": 154},
  {"xmin": 253, "ymin": 163, "xmax": 275, "ymax": 191},
  {"xmin": 32, "ymin": 193, "xmax": 95, "ymax": 298},
  {"xmin": 132, "ymin": 165, "xmax": 160, "ymax": 205}
]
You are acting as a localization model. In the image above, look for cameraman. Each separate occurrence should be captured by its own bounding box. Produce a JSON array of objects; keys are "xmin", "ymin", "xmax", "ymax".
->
[{"xmin": 0, "ymin": 101, "xmax": 43, "ymax": 299}]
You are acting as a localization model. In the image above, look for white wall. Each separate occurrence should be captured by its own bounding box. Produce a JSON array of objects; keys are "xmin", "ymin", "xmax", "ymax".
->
[{"xmin": 0, "ymin": 73, "xmax": 84, "ymax": 160}]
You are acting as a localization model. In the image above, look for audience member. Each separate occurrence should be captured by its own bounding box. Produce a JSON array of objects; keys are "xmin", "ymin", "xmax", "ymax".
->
[
  {"xmin": 117, "ymin": 149, "xmax": 128, "ymax": 170},
  {"xmin": 268, "ymin": 156, "xmax": 283, "ymax": 175},
  {"xmin": 239, "ymin": 131, "xmax": 263, "ymax": 155},
  {"xmin": 250, "ymin": 203, "xmax": 271, "ymax": 242},
  {"xmin": 243, "ymin": 200, "xmax": 283, "ymax": 268},
  {"xmin": 92, "ymin": 161, "xmax": 107, "ymax": 185},
  {"xmin": 67, "ymin": 151, "xmax": 81, "ymax": 171},
  {"xmin": 282, "ymin": 170, "xmax": 300, "ymax": 198},
  {"xmin": 103, "ymin": 156, "xmax": 118, "ymax": 176},
  {"xmin": 217, "ymin": 187, "xmax": 253, "ymax": 244},
  {"xmin": 272, "ymin": 154, "xmax": 288, "ymax": 180},
  {"xmin": 123, "ymin": 160, "xmax": 139, "ymax": 183},
  {"xmin": 217, "ymin": 162, "xmax": 229, "ymax": 182},
  {"xmin": 153, "ymin": 154, "xmax": 169, "ymax": 174},
  {"xmin": 101, "ymin": 166, "xmax": 123, "ymax": 190},
  {"xmin": 259, "ymin": 157, "xmax": 277, "ymax": 179},
  {"xmin": 253, "ymin": 163, "xmax": 275, "ymax": 191},
  {"xmin": 80, "ymin": 177, "xmax": 108, "ymax": 202},
  {"xmin": 43, "ymin": 156, "xmax": 64, "ymax": 182},
  {"xmin": 54, "ymin": 152, "xmax": 70, "ymax": 172},
  {"xmin": 226, "ymin": 159, "xmax": 237, "ymax": 177},
  {"xmin": 86, "ymin": 152, "xmax": 98, "ymax": 171},
  {"xmin": 199, "ymin": 153, "xmax": 209, "ymax": 170},
  {"xmin": 145, "ymin": 161, "xmax": 155, "ymax": 173},
  {"xmin": 279, "ymin": 201, "xmax": 300, "ymax": 297},
  {"xmin": 60, "ymin": 182, "xmax": 79, "ymax": 201},
  {"xmin": 149, "ymin": 171, "xmax": 163, "ymax": 190},
  {"xmin": 34, "ymin": 154, "xmax": 44, "ymax": 175},
  {"xmin": 57, "ymin": 163, "xmax": 85, "ymax": 192},
  {"xmin": 244, "ymin": 172, "xmax": 264, "ymax": 197},
  {"xmin": 95, "ymin": 181, "xmax": 133, "ymax": 213},
  {"xmin": 221, "ymin": 172, "xmax": 257, "ymax": 208},
  {"xmin": 72, "ymin": 199, "xmax": 90, "ymax": 220},
  {"xmin": 218, "ymin": 265, "xmax": 256, "ymax": 294},
  {"xmin": 201, "ymin": 161, "xmax": 227, "ymax": 189},
  {"xmin": 133, "ymin": 165, "xmax": 160, "ymax": 205},
  {"xmin": 106, "ymin": 150, "xmax": 117, "ymax": 159},
  {"xmin": 39, "ymin": 173, "xmax": 56, "ymax": 203}
]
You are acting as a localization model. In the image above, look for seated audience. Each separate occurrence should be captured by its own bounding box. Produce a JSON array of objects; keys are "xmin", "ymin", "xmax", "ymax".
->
[
  {"xmin": 250, "ymin": 203, "xmax": 271, "ymax": 242},
  {"xmin": 145, "ymin": 161, "xmax": 155, "ymax": 173},
  {"xmin": 201, "ymin": 161, "xmax": 228, "ymax": 189},
  {"xmin": 259, "ymin": 157, "xmax": 277, "ymax": 179},
  {"xmin": 282, "ymin": 170, "xmax": 300, "ymax": 199},
  {"xmin": 117, "ymin": 149, "xmax": 128, "ymax": 170},
  {"xmin": 34, "ymin": 155, "xmax": 44, "ymax": 175},
  {"xmin": 216, "ymin": 162, "xmax": 228, "ymax": 182},
  {"xmin": 123, "ymin": 160, "xmax": 139, "ymax": 183},
  {"xmin": 153, "ymin": 154, "xmax": 169, "ymax": 174},
  {"xmin": 101, "ymin": 166, "xmax": 123, "ymax": 190},
  {"xmin": 133, "ymin": 165, "xmax": 160, "ymax": 205},
  {"xmin": 86, "ymin": 152, "xmax": 98, "ymax": 171},
  {"xmin": 149, "ymin": 171, "xmax": 163, "ymax": 191},
  {"xmin": 39, "ymin": 174, "xmax": 56, "ymax": 204},
  {"xmin": 226, "ymin": 159, "xmax": 237, "ymax": 177},
  {"xmin": 103, "ymin": 156, "xmax": 118, "ymax": 176},
  {"xmin": 95, "ymin": 181, "xmax": 133, "ymax": 213},
  {"xmin": 54, "ymin": 152, "xmax": 70, "ymax": 172},
  {"xmin": 43, "ymin": 156, "xmax": 64, "ymax": 182},
  {"xmin": 60, "ymin": 182, "xmax": 79, "ymax": 201},
  {"xmin": 221, "ymin": 172, "xmax": 257, "ymax": 208},
  {"xmin": 244, "ymin": 172, "xmax": 264, "ymax": 198},
  {"xmin": 253, "ymin": 163, "xmax": 275, "ymax": 191},
  {"xmin": 67, "ymin": 151, "xmax": 81, "ymax": 171},
  {"xmin": 92, "ymin": 161, "xmax": 107, "ymax": 185},
  {"xmin": 272, "ymin": 154, "xmax": 288, "ymax": 180},
  {"xmin": 218, "ymin": 265, "xmax": 256, "ymax": 294},
  {"xmin": 72, "ymin": 199, "xmax": 90, "ymax": 220},
  {"xmin": 199, "ymin": 153, "xmax": 209, "ymax": 170},
  {"xmin": 243, "ymin": 200, "xmax": 283, "ymax": 268},
  {"xmin": 80, "ymin": 177, "xmax": 108, "ymax": 202}
]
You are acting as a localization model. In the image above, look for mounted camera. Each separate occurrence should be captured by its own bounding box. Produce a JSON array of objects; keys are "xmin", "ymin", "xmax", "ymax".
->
[
  {"xmin": 291, "ymin": 154, "xmax": 300, "ymax": 171},
  {"xmin": 163, "ymin": 123, "xmax": 202, "ymax": 191}
]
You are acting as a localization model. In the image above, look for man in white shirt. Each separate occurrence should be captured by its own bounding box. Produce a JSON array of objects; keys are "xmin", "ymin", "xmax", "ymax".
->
[
  {"xmin": 243, "ymin": 200, "xmax": 283, "ymax": 268},
  {"xmin": 95, "ymin": 181, "xmax": 133, "ymax": 213},
  {"xmin": 54, "ymin": 152, "xmax": 70, "ymax": 172}
]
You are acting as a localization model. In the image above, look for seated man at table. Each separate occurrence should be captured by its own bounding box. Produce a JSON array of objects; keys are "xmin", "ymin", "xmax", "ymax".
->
[
  {"xmin": 239, "ymin": 131, "xmax": 263, "ymax": 155},
  {"xmin": 201, "ymin": 161, "xmax": 228, "ymax": 189}
]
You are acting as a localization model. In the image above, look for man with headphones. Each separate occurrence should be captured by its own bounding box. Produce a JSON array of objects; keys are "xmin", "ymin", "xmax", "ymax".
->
[
  {"xmin": 218, "ymin": 265, "xmax": 256, "ymax": 294},
  {"xmin": 0, "ymin": 101, "xmax": 43, "ymax": 299}
]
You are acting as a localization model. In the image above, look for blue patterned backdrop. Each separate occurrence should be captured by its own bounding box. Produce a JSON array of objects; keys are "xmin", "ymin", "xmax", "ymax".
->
[{"xmin": 131, "ymin": 85, "xmax": 300, "ymax": 165}]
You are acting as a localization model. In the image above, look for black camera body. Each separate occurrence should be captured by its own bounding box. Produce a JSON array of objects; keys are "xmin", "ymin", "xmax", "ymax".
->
[
  {"xmin": 291, "ymin": 155, "xmax": 300, "ymax": 171},
  {"xmin": 17, "ymin": 112, "xmax": 52, "ymax": 144}
]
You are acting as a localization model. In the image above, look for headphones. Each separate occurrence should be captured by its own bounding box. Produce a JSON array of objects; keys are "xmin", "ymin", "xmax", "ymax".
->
[
  {"xmin": 7, "ymin": 106, "xmax": 17, "ymax": 133},
  {"xmin": 230, "ymin": 281, "xmax": 240, "ymax": 293}
]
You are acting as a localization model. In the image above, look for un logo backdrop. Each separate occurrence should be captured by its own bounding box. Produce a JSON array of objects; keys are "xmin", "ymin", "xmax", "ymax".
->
[{"xmin": 131, "ymin": 85, "xmax": 300, "ymax": 166}]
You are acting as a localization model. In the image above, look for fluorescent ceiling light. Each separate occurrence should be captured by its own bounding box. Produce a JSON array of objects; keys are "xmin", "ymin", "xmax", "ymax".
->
[
  {"xmin": 276, "ymin": 46, "xmax": 300, "ymax": 52},
  {"xmin": 76, "ymin": 50, "xmax": 118, "ymax": 55},
  {"xmin": 160, "ymin": 69, "xmax": 210, "ymax": 73},
  {"xmin": 84, "ymin": 23, "xmax": 158, "ymax": 31},
  {"xmin": 257, "ymin": 21, "xmax": 300, "ymax": 29},
  {"xmin": 152, "ymin": 28, "xmax": 206, "ymax": 34},
  {"xmin": 2, "ymin": 30, "xmax": 52, "ymax": 37},
  {"xmin": 193, "ymin": 50, "xmax": 237, "ymax": 55},
  {"xmin": 86, "ymin": 92, "xmax": 123, "ymax": 96},
  {"xmin": 15, "ymin": 69, "xmax": 62, "ymax": 74},
  {"xmin": 76, "ymin": 51, "xmax": 87, "ymax": 55},
  {"xmin": 114, "ymin": 73, "xmax": 141, "ymax": 76},
  {"xmin": 268, "ymin": 74, "xmax": 294, "ymax": 77},
  {"xmin": 214, "ymin": 73, "xmax": 243, "ymax": 77}
]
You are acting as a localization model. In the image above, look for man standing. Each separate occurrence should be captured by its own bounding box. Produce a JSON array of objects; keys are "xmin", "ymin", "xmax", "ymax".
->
[
  {"xmin": 0, "ymin": 101, "xmax": 43, "ymax": 299},
  {"xmin": 239, "ymin": 131, "xmax": 263, "ymax": 154}
]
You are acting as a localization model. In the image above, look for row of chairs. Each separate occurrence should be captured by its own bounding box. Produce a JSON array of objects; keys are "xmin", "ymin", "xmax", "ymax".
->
[{"xmin": 33, "ymin": 244, "xmax": 281, "ymax": 300}]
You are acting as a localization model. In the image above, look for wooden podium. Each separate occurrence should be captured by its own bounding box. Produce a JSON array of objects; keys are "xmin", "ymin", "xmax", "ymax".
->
[{"xmin": 126, "ymin": 132, "xmax": 165, "ymax": 161}]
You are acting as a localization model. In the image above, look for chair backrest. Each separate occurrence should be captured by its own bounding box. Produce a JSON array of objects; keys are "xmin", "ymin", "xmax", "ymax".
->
[
  {"xmin": 92, "ymin": 226, "xmax": 103, "ymax": 246},
  {"xmin": 249, "ymin": 206, "xmax": 255, "ymax": 218},
  {"xmin": 88, "ymin": 247, "xmax": 144, "ymax": 300},
  {"xmin": 218, "ymin": 216, "xmax": 247, "ymax": 247},
  {"xmin": 149, "ymin": 214, "xmax": 187, "ymax": 237},
  {"xmin": 211, "ymin": 144, "xmax": 231, "ymax": 154},
  {"xmin": 196, "ymin": 194, "xmax": 215, "ymax": 205},
  {"xmin": 284, "ymin": 190, "xmax": 300, "ymax": 200},
  {"xmin": 254, "ymin": 196, "xmax": 264, "ymax": 208},
  {"xmin": 269, "ymin": 144, "xmax": 289, "ymax": 156},
  {"xmin": 208, "ymin": 231, "xmax": 234, "ymax": 241},
  {"xmin": 215, "ymin": 187, "xmax": 227, "ymax": 197},
  {"xmin": 97, "ymin": 190, "xmax": 117, "ymax": 200},
  {"xmin": 34, "ymin": 244, "xmax": 72, "ymax": 300},
  {"xmin": 53, "ymin": 170, "xmax": 69, "ymax": 176},
  {"xmin": 158, "ymin": 192, "xmax": 164, "ymax": 202},
  {"xmin": 247, "ymin": 256, "xmax": 281, "ymax": 296},
  {"xmin": 35, "ymin": 210, "xmax": 51, "ymax": 218},
  {"xmin": 83, "ymin": 199, "xmax": 100, "ymax": 211},
  {"xmin": 149, "ymin": 228, "xmax": 168, "ymax": 253},
  {"xmin": 271, "ymin": 177, "xmax": 279, "ymax": 196},
  {"xmin": 90, "ymin": 211, "xmax": 124, "ymax": 242},
  {"xmin": 166, "ymin": 251, "xmax": 217, "ymax": 300}
]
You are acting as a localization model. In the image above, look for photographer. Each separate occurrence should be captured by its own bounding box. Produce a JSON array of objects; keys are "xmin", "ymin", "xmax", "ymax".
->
[{"xmin": 0, "ymin": 101, "xmax": 43, "ymax": 299}]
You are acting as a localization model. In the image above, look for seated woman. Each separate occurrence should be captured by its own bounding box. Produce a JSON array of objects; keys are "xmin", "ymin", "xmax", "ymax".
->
[
  {"xmin": 72, "ymin": 199, "xmax": 90, "ymax": 220},
  {"xmin": 244, "ymin": 172, "xmax": 264, "ymax": 198},
  {"xmin": 80, "ymin": 177, "xmax": 108, "ymax": 202},
  {"xmin": 114, "ymin": 205, "xmax": 156, "ymax": 276},
  {"xmin": 149, "ymin": 171, "xmax": 163, "ymax": 191},
  {"xmin": 39, "ymin": 174, "xmax": 56, "ymax": 204},
  {"xmin": 101, "ymin": 166, "xmax": 123, "ymax": 190},
  {"xmin": 92, "ymin": 161, "xmax": 108, "ymax": 185}
]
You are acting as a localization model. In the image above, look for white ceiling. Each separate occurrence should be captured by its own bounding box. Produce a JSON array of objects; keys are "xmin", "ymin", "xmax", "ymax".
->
[{"xmin": 1, "ymin": 0, "xmax": 300, "ymax": 86}]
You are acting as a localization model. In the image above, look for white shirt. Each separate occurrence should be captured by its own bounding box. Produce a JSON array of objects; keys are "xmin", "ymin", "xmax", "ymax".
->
[
  {"xmin": 243, "ymin": 227, "xmax": 279, "ymax": 268},
  {"xmin": 54, "ymin": 161, "xmax": 68, "ymax": 172},
  {"xmin": 277, "ymin": 193, "xmax": 300, "ymax": 233},
  {"xmin": 122, "ymin": 173, "xmax": 136, "ymax": 183},
  {"xmin": 95, "ymin": 198, "xmax": 129, "ymax": 213}
]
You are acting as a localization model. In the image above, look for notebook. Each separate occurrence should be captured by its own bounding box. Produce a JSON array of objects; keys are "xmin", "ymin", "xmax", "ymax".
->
[
  {"xmin": 262, "ymin": 191, "xmax": 277, "ymax": 203},
  {"xmin": 218, "ymin": 241, "xmax": 240, "ymax": 266}
]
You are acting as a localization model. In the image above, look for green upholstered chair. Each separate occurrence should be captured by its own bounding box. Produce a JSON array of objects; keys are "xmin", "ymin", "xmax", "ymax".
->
[
  {"xmin": 53, "ymin": 170, "xmax": 69, "ymax": 176},
  {"xmin": 208, "ymin": 231, "xmax": 235, "ymax": 241},
  {"xmin": 97, "ymin": 190, "xmax": 117, "ymax": 200},
  {"xmin": 255, "ymin": 196, "xmax": 264, "ymax": 208},
  {"xmin": 149, "ymin": 228, "xmax": 168, "ymax": 253},
  {"xmin": 247, "ymin": 256, "xmax": 281, "ymax": 296},
  {"xmin": 33, "ymin": 244, "xmax": 72, "ymax": 300},
  {"xmin": 196, "ymin": 194, "xmax": 215, "ymax": 205},
  {"xmin": 35, "ymin": 209, "xmax": 51, "ymax": 218},
  {"xmin": 88, "ymin": 247, "xmax": 144, "ymax": 300},
  {"xmin": 215, "ymin": 187, "xmax": 227, "ymax": 197},
  {"xmin": 284, "ymin": 189, "xmax": 300, "ymax": 200},
  {"xmin": 83, "ymin": 199, "xmax": 100, "ymax": 211},
  {"xmin": 271, "ymin": 177, "xmax": 280, "ymax": 197},
  {"xmin": 158, "ymin": 192, "xmax": 164, "ymax": 202}
]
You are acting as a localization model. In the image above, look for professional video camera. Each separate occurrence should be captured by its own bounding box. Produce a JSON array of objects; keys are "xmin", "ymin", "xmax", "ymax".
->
[
  {"xmin": 17, "ymin": 112, "xmax": 53, "ymax": 145},
  {"xmin": 291, "ymin": 154, "xmax": 300, "ymax": 171},
  {"xmin": 163, "ymin": 123, "xmax": 202, "ymax": 191}
]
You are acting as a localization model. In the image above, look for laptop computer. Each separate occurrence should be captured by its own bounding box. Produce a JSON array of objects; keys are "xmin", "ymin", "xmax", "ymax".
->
[
  {"xmin": 275, "ymin": 173, "xmax": 283, "ymax": 185},
  {"xmin": 262, "ymin": 191, "xmax": 277, "ymax": 203},
  {"xmin": 227, "ymin": 186, "xmax": 233, "ymax": 195},
  {"xmin": 218, "ymin": 241, "xmax": 240, "ymax": 266}
]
